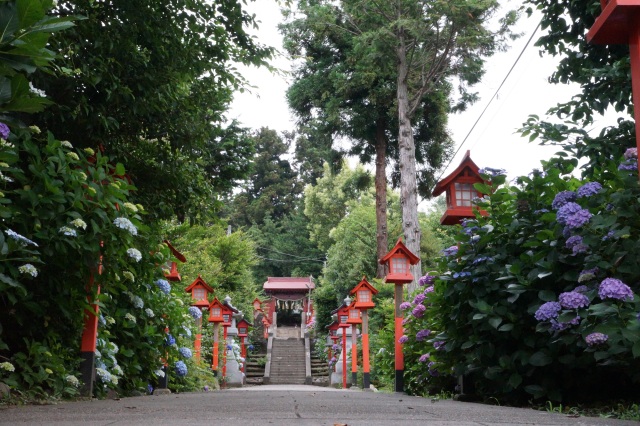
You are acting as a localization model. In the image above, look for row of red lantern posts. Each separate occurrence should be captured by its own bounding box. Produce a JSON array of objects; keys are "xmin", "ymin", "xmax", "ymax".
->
[
  {"xmin": 327, "ymin": 238, "xmax": 418, "ymax": 392},
  {"xmin": 184, "ymin": 276, "xmax": 253, "ymax": 378}
]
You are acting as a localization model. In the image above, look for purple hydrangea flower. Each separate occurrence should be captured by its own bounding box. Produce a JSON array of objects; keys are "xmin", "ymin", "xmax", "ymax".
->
[
  {"xmin": 578, "ymin": 182, "xmax": 602, "ymax": 198},
  {"xmin": 424, "ymin": 286, "xmax": 434, "ymax": 294},
  {"xmin": 413, "ymin": 293, "xmax": 426, "ymax": 305},
  {"xmin": 419, "ymin": 353, "xmax": 430, "ymax": 362},
  {"xmin": 412, "ymin": 304, "xmax": 426, "ymax": 318},
  {"xmin": 559, "ymin": 291, "xmax": 590, "ymax": 309},
  {"xmin": 415, "ymin": 329, "xmax": 431, "ymax": 341},
  {"xmin": 577, "ymin": 182, "xmax": 602, "ymax": 198},
  {"xmin": 174, "ymin": 360, "xmax": 188, "ymax": 377},
  {"xmin": 147, "ymin": 384, "xmax": 154, "ymax": 394},
  {"xmin": 0, "ymin": 123, "xmax": 9, "ymax": 140},
  {"xmin": 552, "ymin": 191, "xmax": 577, "ymax": 210},
  {"xmin": 398, "ymin": 335, "xmax": 409, "ymax": 344},
  {"xmin": 402, "ymin": 317, "xmax": 412, "ymax": 325},
  {"xmin": 534, "ymin": 209, "xmax": 550, "ymax": 214},
  {"xmin": 556, "ymin": 202, "xmax": 592, "ymax": 229},
  {"xmin": 566, "ymin": 235, "xmax": 583, "ymax": 249},
  {"xmin": 573, "ymin": 285, "xmax": 589, "ymax": 293},
  {"xmin": 534, "ymin": 301, "xmax": 561, "ymax": 321},
  {"xmin": 433, "ymin": 341, "xmax": 445, "ymax": 351},
  {"xmin": 598, "ymin": 278, "xmax": 634, "ymax": 301},
  {"xmin": 441, "ymin": 246, "xmax": 459, "ymax": 257},
  {"xmin": 419, "ymin": 274, "xmax": 436, "ymax": 286},
  {"xmin": 625, "ymin": 147, "xmax": 638, "ymax": 159},
  {"xmin": 602, "ymin": 230, "xmax": 616, "ymax": 241},
  {"xmin": 618, "ymin": 161, "xmax": 637, "ymax": 171},
  {"xmin": 427, "ymin": 362, "xmax": 439, "ymax": 377},
  {"xmin": 585, "ymin": 332, "xmax": 608, "ymax": 347},
  {"xmin": 399, "ymin": 301, "xmax": 412, "ymax": 310}
]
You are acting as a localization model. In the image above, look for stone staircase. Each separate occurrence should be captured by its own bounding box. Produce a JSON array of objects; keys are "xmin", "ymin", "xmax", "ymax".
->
[
  {"xmin": 311, "ymin": 353, "xmax": 330, "ymax": 386},
  {"xmin": 245, "ymin": 352, "xmax": 266, "ymax": 385},
  {"xmin": 268, "ymin": 338, "xmax": 307, "ymax": 384}
]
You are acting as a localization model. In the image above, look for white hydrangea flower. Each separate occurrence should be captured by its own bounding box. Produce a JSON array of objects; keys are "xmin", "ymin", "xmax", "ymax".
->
[
  {"xmin": 66, "ymin": 152, "xmax": 79, "ymax": 161},
  {"xmin": 0, "ymin": 362, "xmax": 15, "ymax": 372},
  {"xmin": 113, "ymin": 217, "xmax": 138, "ymax": 236},
  {"xmin": 71, "ymin": 218, "xmax": 87, "ymax": 230},
  {"xmin": 124, "ymin": 313, "xmax": 136, "ymax": 323},
  {"xmin": 18, "ymin": 264, "xmax": 38, "ymax": 277},
  {"xmin": 127, "ymin": 248, "xmax": 142, "ymax": 262},
  {"xmin": 65, "ymin": 375, "xmax": 80, "ymax": 387},
  {"xmin": 59, "ymin": 226, "xmax": 77, "ymax": 237},
  {"xmin": 60, "ymin": 141, "xmax": 73, "ymax": 149},
  {"xmin": 145, "ymin": 308, "xmax": 154, "ymax": 317},
  {"xmin": 123, "ymin": 202, "xmax": 138, "ymax": 213},
  {"xmin": 154, "ymin": 369, "xmax": 165, "ymax": 378}
]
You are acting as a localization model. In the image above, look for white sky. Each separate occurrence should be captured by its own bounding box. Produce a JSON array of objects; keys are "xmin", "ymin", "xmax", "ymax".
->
[{"xmin": 228, "ymin": 1, "xmax": 622, "ymax": 208}]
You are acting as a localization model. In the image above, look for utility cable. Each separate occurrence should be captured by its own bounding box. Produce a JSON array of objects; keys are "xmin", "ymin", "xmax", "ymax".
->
[
  {"xmin": 256, "ymin": 246, "xmax": 326, "ymax": 261},
  {"xmin": 435, "ymin": 20, "xmax": 542, "ymax": 183}
]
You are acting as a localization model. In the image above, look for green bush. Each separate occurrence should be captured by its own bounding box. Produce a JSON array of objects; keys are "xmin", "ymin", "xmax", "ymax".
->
[{"xmin": 402, "ymin": 155, "xmax": 640, "ymax": 403}]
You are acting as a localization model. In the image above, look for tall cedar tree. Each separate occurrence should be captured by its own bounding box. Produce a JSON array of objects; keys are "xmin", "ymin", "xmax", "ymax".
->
[{"xmin": 282, "ymin": 1, "xmax": 454, "ymax": 278}]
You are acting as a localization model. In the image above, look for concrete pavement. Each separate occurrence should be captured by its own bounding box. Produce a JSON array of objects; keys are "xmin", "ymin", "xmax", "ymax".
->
[{"xmin": 1, "ymin": 385, "xmax": 637, "ymax": 425}]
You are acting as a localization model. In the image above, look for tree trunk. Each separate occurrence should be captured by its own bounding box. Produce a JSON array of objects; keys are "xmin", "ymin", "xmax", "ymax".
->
[
  {"xmin": 375, "ymin": 118, "xmax": 388, "ymax": 279},
  {"xmin": 396, "ymin": 29, "xmax": 421, "ymax": 294}
]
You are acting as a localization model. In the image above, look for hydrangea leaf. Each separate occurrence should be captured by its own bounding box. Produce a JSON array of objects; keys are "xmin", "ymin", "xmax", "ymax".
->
[{"xmin": 529, "ymin": 351, "xmax": 552, "ymax": 367}]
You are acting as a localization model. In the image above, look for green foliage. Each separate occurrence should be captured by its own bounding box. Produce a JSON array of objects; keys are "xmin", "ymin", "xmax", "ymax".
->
[{"xmin": 402, "ymin": 157, "xmax": 640, "ymax": 403}]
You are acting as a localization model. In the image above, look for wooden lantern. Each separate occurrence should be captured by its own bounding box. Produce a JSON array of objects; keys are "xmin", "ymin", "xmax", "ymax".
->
[
  {"xmin": 252, "ymin": 298, "xmax": 263, "ymax": 312},
  {"xmin": 184, "ymin": 275, "xmax": 214, "ymax": 309},
  {"xmin": 350, "ymin": 276, "xmax": 378, "ymax": 310},
  {"xmin": 379, "ymin": 238, "xmax": 420, "ymax": 284},
  {"xmin": 431, "ymin": 150, "xmax": 486, "ymax": 225},
  {"xmin": 327, "ymin": 320, "xmax": 339, "ymax": 338},
  {"xmin": 346, "ymin": 301, "xmax": 362, "ymax": 324},
  {"xmin": 208, "ymin": 298, "xmax": 224, "ymax": 323},
  {"xmin": 237, "ymin": 318, "xmax": 251, "ymax": 338},
  {"xmin": 334, "ymin": 303, "xmax": 351, "ymax": 328}
]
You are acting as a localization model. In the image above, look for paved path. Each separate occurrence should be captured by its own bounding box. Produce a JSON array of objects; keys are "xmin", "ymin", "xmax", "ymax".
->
[{"xmin": 1, "ymin": 385, "xmax": 636, "ymax": 425}]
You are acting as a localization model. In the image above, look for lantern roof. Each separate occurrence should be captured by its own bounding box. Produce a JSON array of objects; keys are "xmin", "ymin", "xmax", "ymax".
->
[
  {"xmin": 379, "ymin": 238, "xmax": 420, "ymax": 266},
  {"xmin": 236, "ymin": 318, "xmax": 252, "ymax": 328},
  {"xmin": 164, "ymin": 239, "xmax": 187, "ymax": 263},
  {"xmin": 184, "ymin": 275, "xmax": 214, "ymax": 295},
  {"xmin": 432, "ymin": 151, "xmax": 482, "ymax": 197},
  {"xmin": 350, "ymin": 276, "xmax": 379, "ymax": 297},
  {"xmin": 263, "ymin": 276, "xmax": 315, "ymax": 291},
  {"xmin": 252, "ymin": 298, "xmax": 263, "ymax": 309},
  {"xmin": 222, "ymin": 300, "xmax": 239, "ymax": 314},
  {"xmin": 326, "ymin": 321, "xmax": 340, "ymax": 331},
  {"xmin": 208, "ymin": 297, "xmax": 223, "ymax": 310},
  {"xmin": 587, "ymin": 0, "xmax": 640, "ymax": 44}
]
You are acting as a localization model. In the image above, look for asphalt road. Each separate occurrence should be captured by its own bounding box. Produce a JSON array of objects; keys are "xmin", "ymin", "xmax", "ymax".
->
[{"xmin": 1, "ymin": 385, "xmax": 637, "ymax": 426}]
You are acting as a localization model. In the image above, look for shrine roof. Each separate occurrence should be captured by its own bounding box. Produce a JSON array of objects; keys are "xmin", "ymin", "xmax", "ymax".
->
[{"xmin": 263, "ymin": 276, "xmax": 315, "ymax": 291}]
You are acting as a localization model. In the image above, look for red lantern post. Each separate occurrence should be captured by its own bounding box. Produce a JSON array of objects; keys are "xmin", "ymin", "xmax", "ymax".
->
[
  {"xmin": 346, "ymin": 299, "xmax": 362, "ymax": 387},
  {"xmin": 334, "ymin": 299, "xmax": 351, "ymax": 389},
  {"xmin": 379, "ymin": 238, "xmax": 420, "ymax": 393},
  {"xmin": 236, "ymin": 318, "xmax": 251, "ymax": 372},
  {"xmin": 350, "ymin": 276, "xmax": 378, "ymax": 389},
  {"xmin": 207, "ymin": 298, "xmax": 225, "ymax": 376},
  {"xmin": 184, "ymin": 275, "xmax": 213, "ymax": 361},
  {"xmin": 587, "ymin": 0, "xmax": 640, "ymax": 174}
]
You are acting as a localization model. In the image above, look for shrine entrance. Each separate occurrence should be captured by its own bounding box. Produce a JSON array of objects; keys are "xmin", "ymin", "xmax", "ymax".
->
[{"xmin": 263, "ymin": 277, "xmax": 314, "ymax": 329}]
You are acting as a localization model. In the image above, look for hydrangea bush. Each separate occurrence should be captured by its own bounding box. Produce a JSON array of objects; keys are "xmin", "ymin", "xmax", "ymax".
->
[{"xmin": 402, "ymin": 157, "xmax": 640, "ymax": 402}]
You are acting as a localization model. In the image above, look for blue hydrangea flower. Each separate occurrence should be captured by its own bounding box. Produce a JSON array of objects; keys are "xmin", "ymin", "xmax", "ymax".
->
[
  {"xmin": 578, "ymin": 268, "xmax": 598, "ymax": 283},
  {"xmin": 534, "ymin": 301, "xmax": 561, "ymax": 321},
  {"xmin": 399, "ymin": 302, "xmax": 412, "ymax": 310},
  {"xmin": 585, "ymin": 332, "xmax": 608, "ymax": 347},
  {"xmin": 577, "ymin": 182, "xmax": 602, "ymax": 198},
  {"xmin": 165, "ymin": 334, "xmax": 176, "ymax": 346},
  {"xmin": 5, "ymin": 230, "xmax": 38, "ymax": 247},
  {"xmin": 248, "ymin": 345, "xmax": 255, "ymax": 351},
  {"xmin": 559, "ymin": 291, "xmax": 590, "ymax": 309},
  {"xmin": 552, "ymin": 191, "xmax": 577, "ymax": 210},
  {"xmin": 188, "ymin": 306, "xmax": 202, "ymax": 319},
  {"xmin": 179, "ymin": 347, "xmax": 193, "ymax": 359},
  {"xmin": 453, "ymin": 271, "xmax": 471, "ymax": 279},
  {"xmin": 618, "ymin": 160, "xmax": 637, "ymax": 171},
  {"xmin": 155, "ymin": 279, "xmax": 171, "ymax": 295},
  {"xmin": 598, "ymin": 278, "xmax": 634, "ymax": 301},
  {"xmin": 415, "ymin": 329, "xmax": 431, "ymax": 341},
  {"xmin": 478, "ymin": 167, "xmax": 506, "ymax": 177},
  {"xmin": 556, "ymin": 202, "xmax": 592, "ymax": 229},
  {"xmin": 174, "ymin": 360, "xmax": 188, "ymax": 377},
  {"xmin": 147, "ymin": 384, "xmax": 154, "ymax": 394},
  {"xmin": 113, "ymin": 217, "xmax": 138, "ymax": 236}
]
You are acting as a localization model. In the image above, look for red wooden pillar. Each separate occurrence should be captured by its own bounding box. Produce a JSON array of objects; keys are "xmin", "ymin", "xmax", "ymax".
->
[
  {"xmin": 351, "ymin": 323, "xmax": 357, "ymax": 387},
  {"xmin": 394, "ymin": 284, "xmax": 404, "ymax": 391},
  {"xmin": 341, "ymin": 330, "xmax": 347, "ymax": 389},
  {"xmin": 222, "ymin": 325, "xmax": 228, "ymax": 379},
  {"xmin": 212, "ymin": 323, "xmax": 220, "ymax": 374},
  {"xmin": 587, "ymin": 0, "xmax": 640, "ymax": 175},
  {"xmin": 79, "ymin": 274, "xmax": 100, "ymax": 397}
]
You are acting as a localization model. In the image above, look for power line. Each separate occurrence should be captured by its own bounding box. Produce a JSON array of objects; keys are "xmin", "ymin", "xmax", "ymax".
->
[
  {"xmin": 255, "ymin": 254, "xmax": 325, "ymax": 263},
  {"xmin": 436, "ymin": 20, "xmax": 542, "ymax": 183},
  {"xmin": 256, "ymin": 246, "xmax": 326, "ymax": 262}
]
